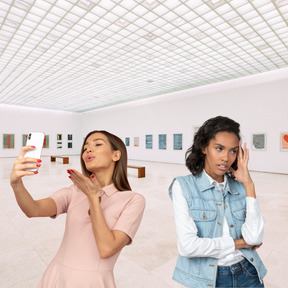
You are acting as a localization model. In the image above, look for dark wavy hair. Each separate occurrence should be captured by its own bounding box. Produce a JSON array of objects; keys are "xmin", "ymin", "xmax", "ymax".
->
[
  {"xmin": 80, "ymin": 130, "xmax": 131, "ymax": 191},
  {"xmin": 185, "ymin": 116, "xmax": 241, "ymax": 179}
]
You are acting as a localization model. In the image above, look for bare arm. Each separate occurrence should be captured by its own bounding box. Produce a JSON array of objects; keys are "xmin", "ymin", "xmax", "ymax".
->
[
  {"xmin": 10, "ymin": 146, "xmax": 57, "ymax": 218},
  {"xmin": 68, "ymin": 170, "xmax": 130, "ymax": 258}
]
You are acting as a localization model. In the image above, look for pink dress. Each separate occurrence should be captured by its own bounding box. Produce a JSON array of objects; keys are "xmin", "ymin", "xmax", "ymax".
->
[{"xmin": 38, "ymin": 184, "xmax": 145, "ymax": 288}]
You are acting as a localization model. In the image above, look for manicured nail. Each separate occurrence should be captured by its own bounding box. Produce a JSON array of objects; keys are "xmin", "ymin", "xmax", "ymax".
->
[
  {"xmin": 31, "ymin": 146, "xmax": 36, "ymax": 148},
  {"xmin": 91, "ymin": 174, "xmax": 95, "ymax": 178},
  {"xmin": 37, "ymin": 159, "xmax": 42, "ymax": 163},
  {"xmin": 67, "ymin": 169, "xmax": 71, "ymax": 174},
  {"xmin": 34, "ymin": 171, "xmax": 38, "ymax": 174},
  {"xmin": 36, "ymin": 164, "xmax": 41, "ymax": 167},
  {"xmin": 68, "ymin": 176, "xmax": 71, "ymax": 179},
  {"xmin": 70, "ymin": 169, "xmax": 74, "ymax": 173}
]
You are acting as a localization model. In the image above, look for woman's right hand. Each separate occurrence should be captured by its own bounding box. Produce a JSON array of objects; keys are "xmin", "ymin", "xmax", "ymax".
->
[{"xmin": 10, "ymin": 146, "xmax": 41, "ymax": 186}]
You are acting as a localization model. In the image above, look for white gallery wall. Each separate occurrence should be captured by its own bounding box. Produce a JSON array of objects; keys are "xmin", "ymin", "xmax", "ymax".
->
[
  {"xmin": 83, "ymin": 68, "xmax": 288, "ymax": 175},
  {"xmin": 0, "ymin": 68, "xmax": 287, "ymax": 174},
  {"xmin": 0, "ymin": 105, "xmax": 83, "ymax": 158}
]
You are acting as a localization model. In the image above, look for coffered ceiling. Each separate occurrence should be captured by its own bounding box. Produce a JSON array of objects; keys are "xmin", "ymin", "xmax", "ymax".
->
[{"xmin": 0, "ymin": 0, "xmax": 288, "ymax": 112}]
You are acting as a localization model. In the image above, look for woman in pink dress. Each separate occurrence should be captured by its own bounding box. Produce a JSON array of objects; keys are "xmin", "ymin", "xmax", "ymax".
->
[{"xmin": 10, "ymin": 130, "xmax": 146, "ymax": 288}]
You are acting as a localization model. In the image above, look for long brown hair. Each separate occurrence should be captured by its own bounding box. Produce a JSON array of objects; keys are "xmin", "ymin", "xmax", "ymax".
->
[{"xmin": 80, "ymin": 130, "xmax": 131, "ymax": 191}]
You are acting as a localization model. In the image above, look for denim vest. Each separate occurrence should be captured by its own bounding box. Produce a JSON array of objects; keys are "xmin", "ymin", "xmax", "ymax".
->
[{"xmin": 168, "ymin": 172, "xmax": 267, "ymax": 288}]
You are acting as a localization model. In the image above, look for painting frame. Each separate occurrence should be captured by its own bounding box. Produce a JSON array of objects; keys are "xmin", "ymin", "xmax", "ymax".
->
[
  {"xmin": 280, "ymin": 132, "xmax": 288, "ymax": 152},
  {"xmin": 251, "ymin": 133, "xmax": 267, "ymax": 151}
]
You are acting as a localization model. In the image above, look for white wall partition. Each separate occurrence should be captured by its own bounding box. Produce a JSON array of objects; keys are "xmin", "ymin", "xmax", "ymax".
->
[{"xmin": 83, "ymin": 69, "xmax": 288, "ymax": 174}]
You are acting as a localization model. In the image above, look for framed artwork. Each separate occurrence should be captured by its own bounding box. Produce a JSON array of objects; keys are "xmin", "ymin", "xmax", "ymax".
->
[
  {"xmin": 68, "ymin": 134, "xmax": 72, "ymax": 141},
  {"xmin": 173, "ymin": 134, "xmax": 182, "ymax": 150},
  {"xmin": 252, "ymin": 133, "xmax": 266, "ymax": 151},
  {"xmin": 22, "ymin": 134, "xmax": 28, "ymax": 146},
  {"xmin": 193, "ymin": 126, "xmax": 200, "ymax": 136},
  {"xmin": 134, "ymin": 137, "xmax": 139, "ymax": 147},
  {"xmin": 57, "ymin": 142, "xmax": 62, "ymax": 149},
  {"xmin": 57, "ymin": 134, "xmax": 62, "ymax": 141},
  {"xmin": 159, "ymin": 134, "xmax": 167, "ymax": 150},
  {"xmin": 280, "ymin": 132, "xmax": 288, "ymax": 151},
  {"xmin": 3, "ymin": 134, "xmax": 15, "ymax": 148},
  {"xmin": 43, "ymin": 135, "xmax": 49, "ymax": 148},
  {"xmin": 146, "ymin": 135, "xmax": 153, "ymax": 149},
  {"xmin": 125, "ymin": 137, "xmax": 130, "ymax": 147},
  {"xmin": 68, "ymin": 142, "xmax": 72, "ymax": 148}
]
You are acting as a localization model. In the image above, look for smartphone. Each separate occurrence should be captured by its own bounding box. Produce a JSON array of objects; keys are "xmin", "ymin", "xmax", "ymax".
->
[{"xmin": 24, "ymin": 132, "xmax": 45, "ymax": 171}]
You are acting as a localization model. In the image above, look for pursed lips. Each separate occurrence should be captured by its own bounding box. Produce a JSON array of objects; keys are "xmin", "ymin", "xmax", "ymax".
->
[{"xmin": 85, "ymin": 155, "xmax": 95, "ymax": 162}]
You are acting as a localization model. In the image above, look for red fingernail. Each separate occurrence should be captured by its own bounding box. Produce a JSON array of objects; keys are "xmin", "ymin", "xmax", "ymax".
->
[
  {"xmin": 36, "ymin": 164, "xmax": 41, "ymax": 167},
  {"xmin": 68, "ymin": 176, "xmax": 71, "ymax": 179},
  {"xmin": 67, "ymin": 169, "xmax": 71, "ymax": 174},
  {"xmin": 91, "ymin": 174, "xmax": 95, "ymax": 178},
  {"xmin": 70, "ymin": 169, "xmax": 74, "ymax": 172},
  {"xmin": 37, "ymin": 159, "xmax": 42, "ymax": 163},
  {"xmin": 34, "ymin": 171, "xmax": 38, "ymax": 174},
  {"xmin": 31, "ymin": 146, "xmax": 36, "ymax": 148}
]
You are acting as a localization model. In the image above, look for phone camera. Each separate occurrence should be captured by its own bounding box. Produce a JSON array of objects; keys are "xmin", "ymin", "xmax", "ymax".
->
[{"xmin": 28, "ymin": 133, "xmax": 31, "ymax": 140}]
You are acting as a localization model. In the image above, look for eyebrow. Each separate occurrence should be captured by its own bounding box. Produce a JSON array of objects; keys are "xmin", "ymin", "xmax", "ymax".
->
[
  {"xmin": 215, "ymin": 143, "xmax": 239, "ymax": 149},
  {"xmin": 84, "ymin": 138, "xmax": 106, "ymax": 146}
]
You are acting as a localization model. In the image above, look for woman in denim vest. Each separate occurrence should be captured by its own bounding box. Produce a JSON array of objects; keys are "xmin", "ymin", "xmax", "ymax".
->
[{"xmin": 169, "ymin": 116, "xmax": 266, "ymax": 288}]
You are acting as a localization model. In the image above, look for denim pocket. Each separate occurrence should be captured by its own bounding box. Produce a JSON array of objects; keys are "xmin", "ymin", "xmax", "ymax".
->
[{"xmin": 245, "ymin": 262, "xmax": 258, "ymax": 278}]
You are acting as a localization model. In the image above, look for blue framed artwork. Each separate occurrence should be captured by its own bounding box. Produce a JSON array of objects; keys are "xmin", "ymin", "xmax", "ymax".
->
[
  {"xmin": 125, "ymin": 137, "xmax": 130, "ymax": 147},
  {"xmin": 159, "ymin": 134, "xmax": 167, "ymax": 150},
  {"xmin": 173, "ymin": 134, "xmax": 182, "ymax": 150},
  {"xmin": 146, "ymin": 134, "xmax": 153, "ymax": 149}
]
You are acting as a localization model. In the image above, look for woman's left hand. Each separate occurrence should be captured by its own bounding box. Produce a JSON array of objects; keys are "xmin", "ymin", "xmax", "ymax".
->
[
  {"xmin": 229, "ymin": 142, "xmax": 252, "ymax": 185},
  {"xmin": 67, "ymin": 169, "xmax": 102, "ymax": 199}
]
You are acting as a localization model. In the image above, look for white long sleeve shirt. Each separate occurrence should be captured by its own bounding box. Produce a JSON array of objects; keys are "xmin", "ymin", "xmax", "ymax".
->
[{"xmin": 171, "ymin": 174, "xmax": 265, "ymax": 266}]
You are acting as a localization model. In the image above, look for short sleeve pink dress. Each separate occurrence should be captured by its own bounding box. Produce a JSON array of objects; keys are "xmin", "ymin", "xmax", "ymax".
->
[{"xmin": 38, "ymin": 183, "xmax": 145, "ymax": 288}]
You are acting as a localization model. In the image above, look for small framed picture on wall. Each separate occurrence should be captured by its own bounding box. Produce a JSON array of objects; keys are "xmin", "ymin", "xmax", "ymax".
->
[
  {"xmin": 252, "ymin": 133, "xmax": 266, "ymax": 151},
  {"xmin": 280, "ymin": 132, "xmax": 288, "ymax": 152}
]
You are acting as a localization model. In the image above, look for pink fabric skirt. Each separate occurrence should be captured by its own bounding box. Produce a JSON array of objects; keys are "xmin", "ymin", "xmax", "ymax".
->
[{"xmin": 38, "ymin": 258, "xmax": 116, "ymax": 288}]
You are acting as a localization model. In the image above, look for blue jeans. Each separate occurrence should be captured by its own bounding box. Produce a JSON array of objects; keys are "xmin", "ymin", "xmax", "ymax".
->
[{"xmin": 216, "ymin": 258, "xmax": 264, "ymax": 288}]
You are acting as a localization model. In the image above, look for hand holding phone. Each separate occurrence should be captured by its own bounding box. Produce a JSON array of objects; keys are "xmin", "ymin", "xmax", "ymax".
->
[{"xmin": 24, "ymin": 132, "xmax": 44, "ymax": 171}]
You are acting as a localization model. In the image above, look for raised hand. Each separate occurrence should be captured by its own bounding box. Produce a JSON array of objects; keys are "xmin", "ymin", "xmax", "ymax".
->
[
  {"xmin": 229, "ymin": 142, "xmax": 252, "ymax": 185},
  {"xmin": 67, "ymin": 169, "xmax": 103, "ymax": 199},
  {"xmin": 230, "ymin": 142, "xmax": 256, "ymax": 198},
  {"xmin": 10, "ymin": 146, "xmax": 42, "ymax": 185}
]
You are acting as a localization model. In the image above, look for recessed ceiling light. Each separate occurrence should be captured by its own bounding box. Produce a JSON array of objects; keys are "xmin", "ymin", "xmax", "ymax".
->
[
  {"xmin": 168, "ymin": 45, "xmax": 177, "ymax": 51},
  {"xmin": 147, "ymin": 80, "xmax": 154, "ymax": 83},
  {"xmin": 245, "ymin": 32, "xmax": 257, "ymax": 39},
  {"xmin": 5, "ymin": 19, "xmax": 20, "ymax": 28},
  {"xmin": 142, "ymin": 0, "xmax": 159, "ymax": 9},
  {"xmin": 173, "ymin": 18, "xmax": 185, "ymax": 26},
  {"xmin": 193, "ymin": 33, "xmax": 206, "ymax": 40},
  {"xmin": 257, "ymin": 43, "xmax": 269, "ymax": 50},
  {"xmin": 207, "ymin": 0, "xmax": 226, "ymax": 9},
  {"xmin": 144, "ymin": 33, "xmax": 156, "ymax": 40},
  {"xmin": 46, "ymin": 34, "xmax": 58, "ymax": 41},
  {"xmin": 61, "ymin": 19, "xmax": 73, "ymax": 27},
  {"xmin": 229, "ymin": 17, "xmax": 243, "ymax": 26},
  {"xmin": 91, "ymin": 63, "xmax": 101, "ymax": 68},
  {"xmin": 96, "ymin": 34, "xmax": 106, "ymax": 41},
  {"xmin": 274, "ymin": 0, "xmax": 288, "ymax": 7},
  {"xmin": 78, "ymin": 0, "xmax": 92, "ymax": 10},
  {"xmin": 117, "ymin": 19, "xmax": 129, "ymax": 27},
  {"xmin": 14, "ymin": 0, "xmax": 30, "ymax": 11}
]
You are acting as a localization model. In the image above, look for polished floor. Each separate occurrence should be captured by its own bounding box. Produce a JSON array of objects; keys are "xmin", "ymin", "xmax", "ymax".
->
[{"xmin": 0, "ymin": 156, "xmax": 287, "ymax": 288}]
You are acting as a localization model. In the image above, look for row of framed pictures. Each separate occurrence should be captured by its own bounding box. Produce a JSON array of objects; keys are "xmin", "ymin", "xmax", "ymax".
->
[
  {"xmin": 125, "ymin": 134, "xmax": 183, "ymax": 150},
  {"xmin": 252, "ymin": 133, "xmax": 288, "ymax": 151},
  {"xmin": 2, "ymin": 134, "xmax": 73, "ymax": 149},
  {"xmin": 124, "ymin": 132, "xmax": 288, "ymax": 152}
]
